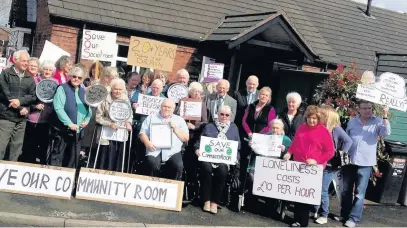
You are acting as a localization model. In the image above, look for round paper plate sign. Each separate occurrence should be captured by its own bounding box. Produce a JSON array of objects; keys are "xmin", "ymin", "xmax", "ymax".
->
[
  {"xmin": 85, "ymin": 84, "xmax": 108, "ymax": 107},
  {"xmin": 167, "ymin": 83, "xmax": 189, "ymax": 103},
  {"xmin": 36, "ymin": 79, "xmax": 59, "ymax": 103},
  {"xmin": 109, "ymin": 99, "xmax": 132, "ymax": 122}
]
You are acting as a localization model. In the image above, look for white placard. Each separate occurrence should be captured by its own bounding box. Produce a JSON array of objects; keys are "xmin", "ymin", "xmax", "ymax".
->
[
  {"xmin": 76, "ymin": 169, "xmax": 184, "ymax": 211},
  {"xmin": 167, "ymin": 83, "xmax": 188, "ymax": 103},
  {"xmin": 150, "ymin": 123, "xmax": 172, "ymax": 148},
  {"xmin": 198, "ymin": 136, "xmax": 238, "ymax": 165},
  {"xmin": 356, "ymin": 72, "xmax": 407, "ymax": 112},
  {"xmin": 251, "ymin": 133, "xmax": 283, "ymax": 157},
  {"xmin": 109, "ymin": 99, "xmax": 132, "ymax": 122},
  {"xmin": 39, "ymin": 41, "xmax": 71, "ymax": 64},
  {"xmin": 101, "ymin": 125, "xmax": 128, "ymax": 142},
  {"xmin": 179, "ymin": 99, "xmax": 202, "ymax": 121},
  {"xmin": 332, "ymin": 169, "xmax": 344, "ymax": 206},
  {"xmin": 203, "ymin": 63, "xmax": 224, "ymax": 83},
  {"xmin": 0, "ymin": 161, "xmax": 76, "ymax": 199},
  {"xmin": 199, "ymin": 56, "xmax": 215, "ymax": 82},
  {"xmin": 81, "ymin": 29, "xmax": 117, "ymax": 61},
  {"xmin": 253, "ymin": 157, "xmax": 323, "ymax": 205},
  {"xmin": 135, "ymin": 94, "xmax": 165, "ymax": 116},
  {"xmin": 36, "ymin": 79, "xmax": 59, "ymax": 103}
]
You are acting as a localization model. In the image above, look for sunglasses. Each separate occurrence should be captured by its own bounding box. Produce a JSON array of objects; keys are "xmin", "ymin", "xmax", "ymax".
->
[
  {"xmin": 72, "ymin": 75, "xmax": 83, "ymax": 80},
  {"xmin": 220, "ymin": 113, "xmax": 230, "ymax": 117}
]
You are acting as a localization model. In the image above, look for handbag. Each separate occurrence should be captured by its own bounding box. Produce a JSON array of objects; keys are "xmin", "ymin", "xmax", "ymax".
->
[{"xmin": 326, "ymin": 131, "xmax": 350, "ymax": 169}]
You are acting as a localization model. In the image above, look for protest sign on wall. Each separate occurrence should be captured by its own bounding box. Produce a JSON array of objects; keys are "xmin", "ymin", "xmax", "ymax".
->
[
  {"xmin": 85, "ymin": 84, "xmax": 108, "ymax": 107},
  {"xmin": 198, "ymin": 136, "xmax": 238, "ymax": 165},
  {"xmin": 109, "ymin": 99, "xmax": 132, "ymax": 122},
  {"xmin": 356, "ymin": 71, "xmax": 407, "ymax": 112},
  {"xmin": 127, "ymin": 36, "xmax": 177, "ymax": 72},
  {"xmin": 167, "ymin": 83, "xmax": 188, "ymax": 103},
  {"xmin": 179, "ymin": 98, "xmax": 202, "ymax": 121},
  {"xmin": 0, "ymin": 161, "xmax": 76, "ymax": 199},
  {"xmin": 135, "ymin": 94, "xmax": 165, "ymax": 116},
  {"xmin": 36, "ymin": 79, "xmax": 59, "ymax": 103},
  {"xmin": 81, "ymin": 30, "xmax": 117, "ymax": 62},
  {"xmin": 253, "ymin": 157, "xmax": 323, "ymax": 205},
  {"xmin": 203, "ymin": 63, "xmax": 224, "ymax": 83},
  {"xmin": 251, "ymin": 133, "xmax": 283, "ymax": 157},
  {"xmin": 76, "ymin": 168, "xmax": 184, "ymax": 211},
  {"xmin": 39, "ymin": 41, "xmax": 71, "ymax": 64}
]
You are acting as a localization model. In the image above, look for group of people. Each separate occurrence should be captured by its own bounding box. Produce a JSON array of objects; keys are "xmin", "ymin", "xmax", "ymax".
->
[{"xmin": 0, "ymin": 49, "xmax": 391, "ymax": 227}]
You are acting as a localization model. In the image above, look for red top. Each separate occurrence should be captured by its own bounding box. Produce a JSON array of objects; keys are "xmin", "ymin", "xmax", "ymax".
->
[
  {"xmin": 287, "ymin": 123, "xmax": 335, "ymax": 168},
  {"xmin": 53, "ymin": 69, "xmax": 69, "ymax": 85}
]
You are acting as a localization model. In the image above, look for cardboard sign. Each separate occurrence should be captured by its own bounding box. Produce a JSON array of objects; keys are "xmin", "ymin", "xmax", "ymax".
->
[
  {"xmin": 109, "ymin": 99, "xmax": 132, "ymax": 122},
  {"xmin": 356, "ymin": 72, "xmax": 407, "ymax": 112},
  {"xmin": 251, "ymin": 133, "xmax": 283, "ymax": 157},
  {"xmin": 39, "ymin": 41, "xmax": 71, "ymax": 64},
  {"xmin": 81, "ymin": 29, "xmax": 117, "ymax": 61},
  {"xmin": 127, "ymin": 36, "xmax": 177, "ymax": 72},
  {"xmin": 179, "ymin": 98, "xmax": 202, "ymax": 121},
  {"xmin": 76, "ymin": 168, "xmax": 184, "ymax": 211},
  {"xmin": 203, "ymin": 63, "xmax": 224, "ymax": 83},
  {"xmin": 167, "ymin": 83, "xmax": 188, "ymax": 103},
  {"xmin": 135, "ymin": 94, "xmax": 165, "ymax": 116},
  {"xmin": 198, "ymin": 136, "xmax": 238, "ymax": 165},
  {"xmin": 0, "ymin": 161, "xmax": 76, "ymax": 199},
  {"xmin": 253, "ymin": 157, "xmax": 323, "ymax": 205},
  {"xmin": 85, "ymin": 84, "xmax": 108, "ymax": 107},
  {"xmin": 35, "ymin": 79, "xmax": 59, "ymax": 103}
]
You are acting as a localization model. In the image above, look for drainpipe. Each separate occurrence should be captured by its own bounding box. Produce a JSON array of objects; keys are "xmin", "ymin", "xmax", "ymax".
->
[
  {"xmin": 76, "ymin": 24, "xmax": 86, "ymax": 63},
  {"xmin": 366, "ymin": 0, "xmax": 372, "ymax": 16}
]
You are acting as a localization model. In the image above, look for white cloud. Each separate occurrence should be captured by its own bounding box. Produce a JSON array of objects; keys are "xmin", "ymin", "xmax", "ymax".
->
[{"xmin": 352, "ymin": 0, "xmax": 407, "ymax": 12}]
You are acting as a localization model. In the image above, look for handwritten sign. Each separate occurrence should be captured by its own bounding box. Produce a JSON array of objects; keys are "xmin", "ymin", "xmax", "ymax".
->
[
  {"xmin": 167, "ymin": 83, "xmax": 188, "ymax": 103},
  {"xmin": 39, "ymin": 41, "xmax": 70, "ymax": 64},
  {"xmin": 251, "ymin": 134, "xmax": 283, "ymax": 157},
  {"xmin": 109, "ymin": 99, "xmax": 132, "ymax": 122},
  {"xmin": 101, "ymin": 125, "xmax": 128, "ymax": 142},
  {"xmin": 356, "ymin": 72, "xmax": 407, "ymax": 112},
  {"xmin": 198, "ymin": 136, "xmax": 238, "ymax": 165},
  {"xmin": 0, "ymin": 161, "xmax": 76, "ymax": 199},
  {"xmin": 85, "ymin": 84, "xmax": 108, "ymax": 107},
  {"xmin": 127, "ymin": 37, "xmax": 177, "ymax": 72},
  {"xmin": 253, "ymin": 157, "xmax": 323, "ymax": 205},
  {"xmin": 36, "ymin": 79, "xmax": 59, "ymax": 103},
  {"xmin": 203, "ymin": 63, "xmax": 224, "ymax": 83},
  {"xmin": 81, "ymin": 30, "xmax": 117, "ymax": 61},
  {"xmin": 135, "ymin": 94, "xmax": 165, "ymax": 116},
  {"xmin": 76, "ymin": 168, "xmax": 184, "ymax": 211},
  {"xmin": 179, "ymin": 98, "xmax": 202, "ymax": 121}
]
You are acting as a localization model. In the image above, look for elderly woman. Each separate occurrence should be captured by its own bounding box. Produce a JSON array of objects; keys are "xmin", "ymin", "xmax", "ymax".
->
[
  {"xmin": 28, "ymin": 57, "xmax": 40, "ymax": 77},
  {"xmin": 99, "ymin": 67, "xmax": 119, "ymax": 91},
  {"xmin": 278, "ymin": 92, "xmax": 304, "ymax": 140},
  {"xmin": 21, "ymin": 60, "xmax": 57, "ymax": 164},
  {"xmin": 194, "ymin": 105, "xmax": 240, "ymax": 214},
  {"xmin": 53, "ymin": 55, "xmax": 73, "ymax": 84},
  {"xmin": 95, "ymin": 78, "xmax": 133, "ymax": 171},
  {"xmin": 284, "ymin": 105, "xmax": 335, "ymax": 227},
  {"xmin": 49, "ymin": 65, "xmax": 92, "ymax": 168}
]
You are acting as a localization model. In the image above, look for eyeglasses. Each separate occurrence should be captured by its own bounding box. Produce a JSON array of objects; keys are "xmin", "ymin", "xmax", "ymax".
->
[
  {"xmin": 72, "ymin": 75, "xmax": 83, "ymax": 80},
  {"xmin": 220, "ymin": 113, "xmax": 230, "ymax": 117}
]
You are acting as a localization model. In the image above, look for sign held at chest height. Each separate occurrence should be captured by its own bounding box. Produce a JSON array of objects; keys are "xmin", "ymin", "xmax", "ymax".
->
[
  {"xmin": 81, "ymin": 29, "xmax": 118, "ymax": 61},
  {"xmin": 76, "ymin": 168, "xmax": 184, "ymax": 211},
  {"xmin": 0, "ymin": 161, "xmax": 76, "ymax": 199},
  {"xmin": 253, "ymin": 157, "xmax": 323, "ymax": 205},
  {"xmin": 198, "ymin": 136, "xmax": 238, "ymax": 165},
  {"xmin": 135, "ymin": 94, "xmax": 165, "ymax": 116},
  {"xmin": 36, "ymin": 79, "xmax": 59, "ymax": 103}
]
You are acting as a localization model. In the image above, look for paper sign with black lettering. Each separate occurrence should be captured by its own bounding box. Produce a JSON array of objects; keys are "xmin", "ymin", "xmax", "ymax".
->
[
  {"xmin": 85, "ymin": 84, "xmax": 108, "ymax": 107},
  {"xmin": 81, "ymin": 29, "xmax": 117, "ymax": 61},
  {"xmin": 76, "ymin": 169, "xmax": 184, "ymax": 211},
  {"xmin": 253, "ymin": 157, "xmax": 323, "ymax": 205},
  {"xmin": 135, "ymin": 94, "xmax": 165, "ymax": 116},
  {"xmin": 203, "ymin": 63, "xmax": 224, "ymax": 83},
  {"xmin": 198, "ymin": 136, "xmax": 238, "ymax": 165},
  {"xmin": 179, "ymin": 98, "xmax": 202, "ymax": 121},
  {"xmin": 109, "ymin": 99, "xmax": 132, "ymax": 122},
  {"xmin": 167, "ymin": 83, "xmax": 188, "ymax": 103},
  {"xmin": 36, "ymin": 79, "xmax": 59, "ymax": 103},
  {"xmin": 356, "ymin": 71, "xmax": 407, "ymax": 112},
  {"xmin": 0, "ymin": 161, "xmax": 76, "ymax": 199}
]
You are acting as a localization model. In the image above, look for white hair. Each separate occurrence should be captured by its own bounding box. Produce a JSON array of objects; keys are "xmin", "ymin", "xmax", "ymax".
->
[
  {"xmin": 176, "ymin": 69, "xmax": 189, "ymax": 78},
  {"xmin": 219, "ymin": 105, "xmax": 231, "ymax": 114},
  {"xmin": 68, "ymin": 66, "xmax": 85, "ymax": 78},
  {"xmin": 188, "ymin": 82, "xmax": 203, "ymax": 93},
  {"xmin": 217, "ymin": 79, "xmax": 230, "ymax": 89},
  {"xmin": 103, "ymin": 67, "xmax": 118, "ymax": 78},
  {"xmin": 151, "ymin": 79, "xmax": 163, "ymax": 88},
  {"xmin": 286, "ymin": 92, "xmax": 302, "ymax": 108},
  {"xmin": 110, "ymin": 78, "xmax": 126, "ymax": 89},
  {"xmin": 246, "ymin": 75, "xmax": 259, "ymax": 84},
  {"xmin": 28, "ymin": 57, "xmax": 40, "ymax": 66},
  {"xmin": 40, "ymin": 60, "xmax": 56, "ymax": 72},
  {"xmin": 13, "ymin": 50, "xmax": 30, "ymax": 62},
  {"xmin": 161, "ymin": 98, "xmax": 175, "ymax": 109},
  {"xmin": 271, "ymin": 119, "xmax": 284, "ymax": 129}
]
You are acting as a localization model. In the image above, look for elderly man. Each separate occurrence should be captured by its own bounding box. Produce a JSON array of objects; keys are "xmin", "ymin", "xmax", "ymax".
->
[
  {"xmin": 139, "ymin": 98, "xmax": 189, "ymax": 180},
  {"xmin": 176, "ymin": 69, "xmax": 189, "ymax": 86},
  {"xmin": 206, "ymin": 79, "xmax": 237, "ymax": 122},
  {"xmin": 0, "ymin": 50, "xmax": 36, "ymax": 161}
]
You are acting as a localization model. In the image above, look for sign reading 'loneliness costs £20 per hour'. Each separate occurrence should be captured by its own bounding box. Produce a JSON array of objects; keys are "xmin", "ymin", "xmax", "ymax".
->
[{"xmin": 127, "ymin": 36, "xmax": 177, "ymax": 72}]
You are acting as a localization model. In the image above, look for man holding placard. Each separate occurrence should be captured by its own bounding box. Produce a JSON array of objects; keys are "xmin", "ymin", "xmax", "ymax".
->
[{"xmin": 139, "ymin": 98, "xmax": 189, "ymax": 180}]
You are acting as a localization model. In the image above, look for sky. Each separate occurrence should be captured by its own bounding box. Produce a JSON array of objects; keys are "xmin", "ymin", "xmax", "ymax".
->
[{"xmin": 352, "ymin": 0, "xmax": 407, "ymax": 13}]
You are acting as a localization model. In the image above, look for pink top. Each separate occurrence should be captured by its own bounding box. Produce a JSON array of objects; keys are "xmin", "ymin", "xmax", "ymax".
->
[
  {"xmin": 242, "ymin": 105, "xmax": 276, "ymax": 134},
  {"xmin": 287, "ymin": 123, "xmax": 335, "ymax": 168},
  {"xmin": 53, "ymin": 69, "xmax": 69, "ymax": 85},
  {"xmin": 28, "ymin": 76, "xmax": 58, "ymax": 123}
]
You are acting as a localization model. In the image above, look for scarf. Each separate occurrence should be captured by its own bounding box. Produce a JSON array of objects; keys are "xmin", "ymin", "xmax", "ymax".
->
[{"xmin": 215, "ymin": 121, "xmax": 230, "ymax": 140}]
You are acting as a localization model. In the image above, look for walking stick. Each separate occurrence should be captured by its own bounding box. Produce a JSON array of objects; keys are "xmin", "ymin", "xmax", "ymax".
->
[
  {"xmin": 93, "ymin": 126, "xmax": 103, "ymax": 169},
  {"xmin": 86, "ymin": 126, "xmax": 97, "ymax": 168},
  {"xmin": 122, "ymin": 133, "xmax": 126, "ymax": 173},
  {"xmin": 34, "ymin": 109, "xmax": 43, "ymax": 128},
  {"xmin": 127, "ymin": 130, "xmax": 133, "ymax": 173}
]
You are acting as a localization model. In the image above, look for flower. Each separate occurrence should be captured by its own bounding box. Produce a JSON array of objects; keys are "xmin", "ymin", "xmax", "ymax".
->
[
  {"xmin": 337, "ymin": 79, "xmax": 345, "ymax": 88},
  {"xmin": 337, "ymin": 63, "xmax": 344, "ymax": 73}
]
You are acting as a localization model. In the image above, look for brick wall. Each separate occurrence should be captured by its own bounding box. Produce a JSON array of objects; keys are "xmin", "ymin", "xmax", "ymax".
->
[
  {"xmin": 50, "ymin": 25, "xmax": 79, "ymax": 62},
  {"xmin": 33, "ymin": 0, "xmax": 52, "ymax": 57},
  {"xmin": 170, "ymin": 46, "xmax": 195, "ymax": 82}
]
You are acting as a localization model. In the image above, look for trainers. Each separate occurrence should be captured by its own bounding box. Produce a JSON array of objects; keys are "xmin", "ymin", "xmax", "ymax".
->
[
  {"xmin": 315, "ymin": 217, "xmax": 328, "ymax": 224},
  {"xmin": 291, "ymin": 222, "xmax": 301, "ymax": 227},
  {"xmin": 344, "ymin": 220, "xmax": 357, "ymax": 228},
  {"xmin": 313, "ymin": 212, "xmax": 318, "ymax": 219}
]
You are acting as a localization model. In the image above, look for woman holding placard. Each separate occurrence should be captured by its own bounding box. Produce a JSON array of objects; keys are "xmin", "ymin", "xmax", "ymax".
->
[
  {"xmin": 194, "ymin": 105, "xmax": 240, "ymax": 214},
  {"xmin": 95, "ymin": 78, "xmax": 133, "ymax": 171},
  {"xmin": 21, "ymin": 60, "xmax": 58, "ymax": 164},
  {"xmin": 283, "ymin": 105, "xmax": 335, "ymax": 227},
  {"xmin": 53, "ymin": 55, "xmax": 73, "ymax": 84}
]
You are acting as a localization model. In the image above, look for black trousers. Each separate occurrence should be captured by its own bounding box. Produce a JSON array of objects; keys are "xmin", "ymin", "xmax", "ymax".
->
[
  {"xmin": 294, "ymin": 202, "xmax": 312, "ymax": 227},
  {"xmin": 21, "ymin": 122, "xmax": 50, "ymax": 164},
  {"xmin": 145, "ymin": 152, "xmax": 183, "ymax": 180},
  {"xmin": 48, "ymin": 128, "xmax": 82, "ymax": 168},
  {"xmin": 97, "ymin": 141, "xmax": 125, "ymax": 172},
  {"xmin": 200, "ymin": 162, "xmax": 228, "ymax": 204}
]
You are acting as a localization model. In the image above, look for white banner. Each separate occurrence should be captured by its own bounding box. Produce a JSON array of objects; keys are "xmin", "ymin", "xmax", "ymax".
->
[
  {"xmin": 198, "ymin": 136, "xmax": 238, "ymax": 165},
  {"xmin": 0, "ymin": 161, "xmax": 76, "ymax": 199},
  {"xmin": 251, "ymin": 133, "xmax": 283, "ymax": 157},
  {"xmin": 76, "ymin": 169, "xmax": 184, "ymax": 211},
  {"xmin": 81, "ymin": 29, "xmax": 117, "ymax": 61},
  {"xmin": 253, "ymin": 157, "xmax": 323, "ymax": 205},
  {"xmin": 135, "ymin": 94, "xmax": 165, "ymax": 116},
  {"xmin": 39, "ymin": 41, "xmax": 71, "ymax": 64}
]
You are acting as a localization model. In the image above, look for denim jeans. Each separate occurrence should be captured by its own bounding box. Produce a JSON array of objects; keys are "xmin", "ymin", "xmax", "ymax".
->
[
  {"xmin": 314, "ymin": 169, "xmax": 338, "ymax": 218},
  {"xmin": 341, "ymin": 165, "xmax": 372, "ymax": 223}
]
